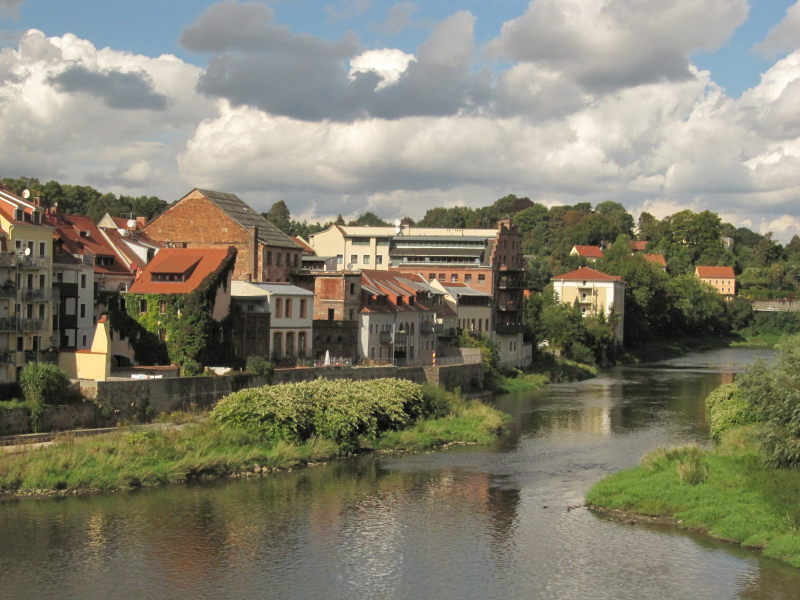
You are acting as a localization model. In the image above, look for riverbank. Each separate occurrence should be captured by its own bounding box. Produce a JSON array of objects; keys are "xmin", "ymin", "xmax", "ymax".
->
[
  {"xmin": 586, "ymin": 427, "xmax": 800, "ymax": 568},
  {"xmin": 619, "ymin": 334, "xmax": 735, "ymax": 364},
  {"xmin": 0, "ymin": 381, "xmax": 507, "ymax": 499}
]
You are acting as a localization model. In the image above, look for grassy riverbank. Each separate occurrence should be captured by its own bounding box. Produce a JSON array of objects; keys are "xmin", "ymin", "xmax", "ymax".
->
[
  {"xmin": 0, "ymin": 380, "xmax": 508, "ymax": 498},
  {"xmin": 586, "ymin": 427, "xmax": 800, "ymax": 567},
  {"xmin": 588, "ymin": 337, "xmax": 800, "ymax": 568}
]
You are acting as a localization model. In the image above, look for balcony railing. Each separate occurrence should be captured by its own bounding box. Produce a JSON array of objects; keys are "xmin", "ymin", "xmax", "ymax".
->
[
  {"xmin": 0, "ymin": 317, "xmax": 17, "ymax": 332},
  {"xmin": 0, "ymin": 351, "xmax": 14, "ymax": 364},
  {"xmin": 495, "ymin": 322, "xmax": 526, "ymax": 334},
  {"xmin": 20, "ymin": 318, "xmax": 44, "ymax": 332},
  {"xmin": 379, "ymin": 331, "xmax": 408, "ymax": 345},
  {"xmin": 15, "ymin": 255, "xmax": 50, "ymax": 270},
  {"xmin": 22, "ymin": 287, "xmax": 54, "ymax": 301},
  {"xmin": 0, "ymin": 285, "xmax": 16, "ymax": 299},
  {"xmin": 437, "ymin": 327, "xmax": 458, "ymax": 339},
  {"xmin": 496, "ymin": 277, "xmax": 526, "ymax": 290}
]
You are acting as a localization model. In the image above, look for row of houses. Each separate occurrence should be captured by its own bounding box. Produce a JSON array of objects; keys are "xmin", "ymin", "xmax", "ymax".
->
[{"xmin": 0, "ymin": 187, "xmax": 532, "ymax": 382}]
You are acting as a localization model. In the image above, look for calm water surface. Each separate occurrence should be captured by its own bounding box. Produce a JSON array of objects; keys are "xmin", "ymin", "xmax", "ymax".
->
[{"xmin": 2, "ymin": 347, "xmax": 798, "ymax": 600}]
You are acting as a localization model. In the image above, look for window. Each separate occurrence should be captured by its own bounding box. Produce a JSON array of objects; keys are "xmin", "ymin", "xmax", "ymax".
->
[
  {"xmin": 267, "ymin": 251, "xmax": 272, "ymax": 266},
  {"xmin": 39, "ymin": 242, "xmax": 46, "ymax": 256},
  {"xmin": 363, "ymin": 255, "xmax": 370, "ymax": 264},
  {"xmin": 285, "ymin": 299, "xmax": 292, "ymax": 318},
  {"xmin": 38, "ymin": 304, "xmax": 45, "ymax": 319},
  {"xmin": 80, "ymin": 304, "xmax": 86, "ymax": 318},
  {"xmin": 349, "ymin": 309, "xmax": 354, "ymax": 320},
  {"xmin": 159, "ymin": 301, "xmax": 166, "ymax": 314},
  {"xmin": 298, "ymin": 332, "xmax": 306, "ymax": 353},
  {"xmin": 328, "ymin": 308, "xmax": 335, "ymax": 320},
  {"xmin": 27, "ymin": 273, "xmax": 33, "ymax": 288},
  {"xmin": 26, "ymin": 304, "xmax": 33, "ymax": 318},
  {"xmin": 351, "ymin": 254, "xmax": 358, "ymax": 265},
  {"xmin": 16, "ymin": 336, "xmax": 23, "ymax": 351},
  {"xmin": 478, "ymin": 274, "xmax": 486, "ymax": 282},
  {"xmin": 450, "ymin": 274, "xmax": 458, "ymax": 282},
  {"xmin": 375, "ymin": 255, "xmax": 383, "ymax": 265},
  {"xmin": 439, "ymin": 273, "xmax": 445, "ymax": 280},
  {"xmin": 274, "ymin": 298, "xmax": 283, "ymax": 318},
  {"xmin": 285, "ymin": 252, "xmax": 290, "ymax": 266},
  {"xmin": 352, "ymin": 237, "xmax": 370, "ymax": 245},
  {"xmin": 465, "ymin": 274, "xmax": 472, "ymax": 283},
  {"xmin": 82, "ymin": 335, "xmax": 87, "ymax": 347},
  {"xmin": 80, "ymin": 274, "xmax": 87, "ymax": 289},
  {"xmin": 300, "ymin": 298, "xmax": 307, "ymax": 318},
  {"xmin": 39, "ymin": 274, "xmax": 45, "ymax": 288},
  {"xmin": 139, "ymin": 299, "xmax": 147, "ymax": 313},
  {"xmin": 15, "ymin": 240, "xmax": 21, "ymax": 251},
  {"xmin": 336, "ymin": 254, "xmax": 343, "ymax": 264},
  {"xmin": 428, "ymin": 273, "xmax": 436, "ymax": 280},
  {"xmin": 349, "ymin": 283, "xmax": 355, "ymax": 295}
]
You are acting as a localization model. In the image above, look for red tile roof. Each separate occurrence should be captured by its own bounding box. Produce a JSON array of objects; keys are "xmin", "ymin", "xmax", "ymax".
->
[
  {"xmin": 552, "ymin": 266, "xmax": 622, "ymax": 282},
  {"xmin": 630, "ymin": 240, "xmax": 649, "ymax": 251},
  {"xmin": 46, "ymin": 213, "xmax": 134, "ymax": 276},
  {"xmin": 572, "ymin": 245, "xmax": 605, "ymax": 258},
  {"xmin": 128, "ymin": 247, "xmax": 234, "ymax": 294},
  {"xmin": 643, "ymin": 253, "xmax": 666, "ymax": 267},
  {"xmin": 695, "ymin": 266, "xmax": 735, "ymax": 279}
]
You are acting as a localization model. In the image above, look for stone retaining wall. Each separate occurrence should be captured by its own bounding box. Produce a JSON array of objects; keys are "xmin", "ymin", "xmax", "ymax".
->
[{"xmin": 1, "ymin": 363, "xmax": 485, "ymax": 435}]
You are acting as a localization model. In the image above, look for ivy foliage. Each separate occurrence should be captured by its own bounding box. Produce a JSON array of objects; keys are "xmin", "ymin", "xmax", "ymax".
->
[{"xmin": 110, "ymin": 248, "xmax": 237, "ymax": 370}]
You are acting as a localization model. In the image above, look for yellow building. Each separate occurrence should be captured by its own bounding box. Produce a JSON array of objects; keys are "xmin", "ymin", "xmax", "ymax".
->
[
  {"xmin": 0, "ymin": 188, "xmax": 56, "ymax": 382},
  {"xmin": 695, "ymin": 266, "xmax": 736, "ymax": 298},
  {"xmin": 551, "ymin": 267, "xmax": 625, "ymax": 343}
]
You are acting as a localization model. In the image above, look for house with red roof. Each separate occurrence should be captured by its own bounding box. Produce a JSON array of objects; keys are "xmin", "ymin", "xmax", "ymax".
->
[
  {"xmin": 551, "ymin": 267, "xmax": 625, "ymax": 342},
  {"xmin": 359, "ymin": 270, "xmax": 456, "ymax": 365},
  {"xmin": 643, "ymin": 253, "xmax": 667, "ymax": 269},
  {"xmin": 630, "ymin": 240, "xmax": 649, "ymax": 252},
  {"xmin": 695, "ymin": 266, "xmax": 736, "ymax": 298},
  {"xmin": 123, "ymin": 247, "xmax": 237, "ymax": 370},
  {"xmin": 570, "ymin": 245, "xmax": 605, "ymax": 261}
]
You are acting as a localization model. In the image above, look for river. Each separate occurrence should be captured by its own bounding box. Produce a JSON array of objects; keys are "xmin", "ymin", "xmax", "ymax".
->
[{"xmin": 1, "ymin": 347, "xmax": 798, "ymax": 599}]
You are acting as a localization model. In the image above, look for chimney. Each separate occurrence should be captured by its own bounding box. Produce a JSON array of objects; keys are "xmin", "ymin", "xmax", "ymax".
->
[
  {"xmin": 136, "ymin": 216, "xmax": 147, "ymax": 228},
  {"xmin": 33, "ymin": 196, "xmax": 42, "ymax": 207}
]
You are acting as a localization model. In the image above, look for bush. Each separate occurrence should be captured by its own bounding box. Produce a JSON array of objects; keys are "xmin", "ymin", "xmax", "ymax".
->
[
  {"xmin": 567, "ymin": 341, "xmax": 595, "ymax": 365},
  {"xmin": 245, "ymin": 355, "xmax": 274, "ymax": 381},
  {"xmin": 19, "ymin": 363, "xmax": 74, "ymax": 405},
  {"xmin": 676, "ymin": 446, "xmax": 708, "ymax": 485},
  {"xmin": 212, "ymin": 378, "xmax": 430, "ymax": 450},
  {"xmin": 420, "ymin": 384, "xmax": 451, "ymax": 419},
  {"xmin": 705, "ymin": 383, "xmax": 757, "ymax": 441},
  {"xmin": 181, "ymin": 359, "xmax": 203, "ymax": 377}
]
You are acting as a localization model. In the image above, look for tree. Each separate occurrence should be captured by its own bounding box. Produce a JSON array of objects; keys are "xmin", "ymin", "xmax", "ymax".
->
[
  {"xmin": 265, "ymin": 200, "xmax": 292, "ymax": 234},
  {"xmin": 349, "ymin": 211, "xmax": 389, "ymax": 227}
]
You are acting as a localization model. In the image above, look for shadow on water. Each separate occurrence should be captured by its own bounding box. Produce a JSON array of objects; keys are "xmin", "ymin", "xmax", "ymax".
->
[{"xmin": 0, "ymin": 346, "xmax": 798, "ymax": 599}]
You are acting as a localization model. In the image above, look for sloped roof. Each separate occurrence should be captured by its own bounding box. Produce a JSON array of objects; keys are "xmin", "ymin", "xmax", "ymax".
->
[
  {"xmin": 129, "ymin": 247, "xmax": 234, "ymax": 294},
  {"xmin": 696, "ymin": 266, "xmax": 735, "ymax": 279},
  {"xmin": 572, "ymin": 245, "xmax": 605, "ymax": 258},
  {"xmin": 46, "ymin": 213, "xmax": 133, "ymax": 276},
  {"xmin": 552, "ymin": 266, "xmax": 622, "ymax": 282},
  {"xmin": 196, "ymin": 189, "xmax": 300, "ymax": 250},
  {"xmin": 630, "ymin": 240, "xmax": 649, "ymax": 251},
  {"xmin": 643, "ymin": 253, "xmax": 666, "ymax": 267}
]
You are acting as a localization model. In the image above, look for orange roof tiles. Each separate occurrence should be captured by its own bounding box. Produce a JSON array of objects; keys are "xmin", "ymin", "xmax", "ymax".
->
[
  {"xmin": 128, "ymin": 247, "xmax": 234, "ymax": 294},
  {"xmin": 695, "ymin": 266, "xmax": 735, "ymax": 279},
  {"xmin": 643, "ymin": 253, "xmax": 666, "ymax": 267},
  {"xmin": 552, "ymin": 266, "xmax": 622, "ymax": 282},
  {"xmin": 630, "ymin": 240, "xmax": 649, "ymax": 251},
  {"xmin": 572, "ymin": 245, "xmax": 605, "ymax": 258}
]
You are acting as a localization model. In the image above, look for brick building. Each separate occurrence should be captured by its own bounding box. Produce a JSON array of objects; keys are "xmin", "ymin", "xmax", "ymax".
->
[{"xmin": 143, "ymin": 189, "xmax": 302, "ymax": 283}]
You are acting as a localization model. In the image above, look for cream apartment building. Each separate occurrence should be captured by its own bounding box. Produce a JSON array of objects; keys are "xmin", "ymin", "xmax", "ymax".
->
[{"xmin": 551, "ymin": 267, "xmax": 625, "ymax": 343}]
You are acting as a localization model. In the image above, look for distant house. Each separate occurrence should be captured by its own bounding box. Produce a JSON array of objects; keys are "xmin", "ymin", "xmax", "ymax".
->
[
  {"xmin": 570, "ymin": 245, "xmax": 604, "ymax": 261},
  {"xmin": 643, "ymin": 253, "xmax": 667, "ymax": 269},
  {"xmin": 695, "ymin": 266, "xmax": 736, "ymax": 298},
  {"xmin": 551, "ymin": 267, "xmax": 625, "ymax": 342},
  {"xmin": 630, "ymin": 240, "xmax": 649, "ymax": 252},
  {"xmin": 143, "ymin": 189, "xmax": 302, "ymax": 283},
  {"xmin": 232, "ymin": 282, "xmax": 313, "ymax": 365}
]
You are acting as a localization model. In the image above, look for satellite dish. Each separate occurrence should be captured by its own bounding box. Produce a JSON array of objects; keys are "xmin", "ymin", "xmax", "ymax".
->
[
  {"xmin": 24, "ymin": 247, "xmax": 31, "ymax": 256},
  {"xmin": 21, "ymin": 189, "xmax": 30, "ymax": 199},
  {"xmin": 127, "ymin": 219, "xmax": 137, "ymax": 229},
  {"xmin": 394, "ymin": 219, "xmax": 401, "ymax": 234}
]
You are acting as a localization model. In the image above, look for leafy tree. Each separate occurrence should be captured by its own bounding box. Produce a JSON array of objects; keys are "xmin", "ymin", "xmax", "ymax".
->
[
  {"xmin": 417, "ymin": 206, "xmax": 476, "ymax": 228},
  {"xmin": 264, "ymin": 200, "xmax": 292, "ymax": 234},
  {"xmin": 349, "ymin": 211, "xmax": 389, "ymax": 226}
]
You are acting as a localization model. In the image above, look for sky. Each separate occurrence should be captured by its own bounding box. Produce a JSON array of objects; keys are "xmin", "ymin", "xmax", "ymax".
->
[{"xmin": 1, "ymin": 0, "xmax": 799, "ymax": 240}]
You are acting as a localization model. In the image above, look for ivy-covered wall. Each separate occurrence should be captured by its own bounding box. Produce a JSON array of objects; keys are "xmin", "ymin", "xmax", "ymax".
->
[{"xmin": 109, "ymin": 247, "xmax": 238, "ymax": 374}]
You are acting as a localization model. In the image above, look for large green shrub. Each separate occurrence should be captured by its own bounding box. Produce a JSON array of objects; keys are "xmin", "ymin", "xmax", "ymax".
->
[
  {"xmin": 19, "ymin": 362, "xmax": 74, "ymax": 405},
  {"xmin": 705, "ymin": 383, "xmax": 758, "ymax": 441},
  {"xmin": 212, "ymin": 378, "xmax": 431, "ymax": 450},
  {"xmin": 245, "ymin": 355, "xmax": 274, "ymax": 381}
]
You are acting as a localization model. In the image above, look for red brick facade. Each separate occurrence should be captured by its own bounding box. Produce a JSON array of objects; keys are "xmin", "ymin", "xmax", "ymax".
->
[{"xmin": 143, "ymin": 190, "xmax": 302, "ymax": 282}]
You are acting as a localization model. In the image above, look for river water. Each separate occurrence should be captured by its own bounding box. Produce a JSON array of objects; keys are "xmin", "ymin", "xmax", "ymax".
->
[{"xmin": 2, "ymin": 347, "xmax": 798, "ymax": 600}]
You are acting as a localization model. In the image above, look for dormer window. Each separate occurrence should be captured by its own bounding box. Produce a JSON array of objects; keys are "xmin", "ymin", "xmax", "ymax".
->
[
  {"xmin": 14, "ymin": 208, "xmax": 23, "ymax": 221},
  {"xmin": 151, "ymin": 257, "xmax": 200, "ymax": 282}
]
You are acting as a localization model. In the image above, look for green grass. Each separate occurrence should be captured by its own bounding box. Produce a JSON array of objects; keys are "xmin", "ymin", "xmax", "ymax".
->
[
  {"xmin": 497, "ymin": 372, "xmax": 549, "ymax": 393},
  {"xmin": 529, "ymin": 354, "xmax": 598, "ymax": 383},
  {"xmin": 586, "ymin": 426, "xmax": 800, "ymax": 567},
  {"xmin": 0, "ymin": 399, "xmax": 508, "ymax": 497}
]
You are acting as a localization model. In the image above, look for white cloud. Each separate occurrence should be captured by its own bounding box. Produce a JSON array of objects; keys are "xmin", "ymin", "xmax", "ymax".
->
[
  {"xmin": 755, "ymin": 1, "xmax": 800, "ymax": 57},
  {"xmin": 350, "ymin": 49, "xmax": 415, "ymax": 89}
]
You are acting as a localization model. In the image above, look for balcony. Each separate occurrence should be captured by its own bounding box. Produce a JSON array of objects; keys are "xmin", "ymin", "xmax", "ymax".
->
[
  {"xmin": 20, "ymin": 318, "xmax": 44, "ymax": 332},
  {"xmin": 420, "ymin": 321, "xmax": 443, "ymax": 335},
  {"xmin": 0, "ymin": 285, "xmax": 16, "ymax": 299},
  {"xmin": 379, "ymin": 331, "xmax": 408, "ymax": 345},
  {"xmin": 0, "ymin": 317, "xmax": 17, "ymax": 332},
  {"xmin": 495, "ymin": 321, "xmax": 526, "ymax": 334},
  {"xmin": 15, "ymin": 255, "xmax": 50, "ymax": 270},
  {"xmin": 22, "ymin": 287, "xmax": 54, "ymax": 301},
  {"xmin": 437, "ymin": 327, "xmax": 457, "ymax": 339},
  {"xmin": 496, "ymin": 275, "xmax": 526, "ymax": 290}
]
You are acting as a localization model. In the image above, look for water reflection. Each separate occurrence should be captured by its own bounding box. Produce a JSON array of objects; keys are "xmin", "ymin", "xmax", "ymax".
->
[{"xmin": 0, "ymin": 347, "xmax": 797, "ymax": 599}]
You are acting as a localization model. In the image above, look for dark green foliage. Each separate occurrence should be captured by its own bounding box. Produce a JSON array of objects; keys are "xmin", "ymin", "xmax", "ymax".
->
[
  {"xmin": 212, "ymin": 378, "xmax": 429, "ymax": 451},
  {"xmin": 19, "ymin": 363, "xmax": 74, "ymax": 405},
  {"xmin": 420, "ymin": 384, "xmax": 451, "ymax": 418},
  {"xmin": 706, "ymin": 383, "xmax": 758, "ymax": 440},
  {"xmin": 349, "ymin": 211, "xmax": 389, "ymax": 226},
  {"xmin": 736, "ymin": 335, "xmax": 800, "ymax": 467},
  {"xmin": 458, "ymin": 330, "xmax": 501, "ymax": 386},
  {"xmin": 245, "ymin": 355, "xmax": 274, "ymax": 380}
]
